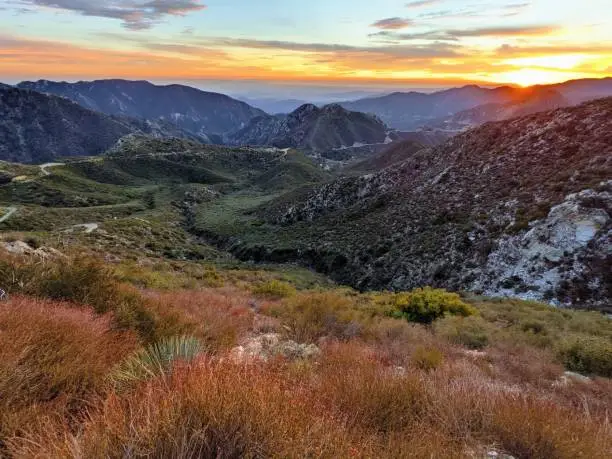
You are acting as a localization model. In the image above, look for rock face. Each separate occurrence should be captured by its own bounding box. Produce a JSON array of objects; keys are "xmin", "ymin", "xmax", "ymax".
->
[
  {"xmin": 240, "ymin": 98, "xmax": 612, "ymax": 309},
  {"xmin": 228, "ymin": 103, "xmax": 388, "ymax": 151},
  {"xmin": 472, "ymin": 186, "xmax": 611, "ymax": 305},
  {"xmin": 18, "ymin": 79, "xmax": 266, "ymax": 138},
  {"xmin": 230, "ymin": 333, "xmax": 320, "ymax": 362}
]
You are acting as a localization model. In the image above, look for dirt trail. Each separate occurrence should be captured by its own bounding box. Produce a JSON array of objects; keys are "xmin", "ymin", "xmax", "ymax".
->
[
  {"xmin": 0, "ymin": 206, "xmax": 17, "ymax": 223},
  {"xmin": 39, "ymin": 163, "xmax": 64, "ymax": 176}
]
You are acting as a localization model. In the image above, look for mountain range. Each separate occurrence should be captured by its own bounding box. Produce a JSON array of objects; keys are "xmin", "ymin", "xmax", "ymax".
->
[
  {"xmin": 228, "ymin": 103, "xmax": 388, "ymax": 151},
  {"xmin": 0, "ymin": 86, "xmax": 208, "ymax": 163},
  {"xmin": 17, "ymin": 79, "xmax": 266, "ymax": 139},
  {"xmin": 341, "ymin": 77, "xmax": 612, "ymax": 130}
]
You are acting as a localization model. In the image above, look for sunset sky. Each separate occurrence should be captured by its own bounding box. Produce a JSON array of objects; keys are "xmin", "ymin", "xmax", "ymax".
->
[{"xmin": 0, "ymin": 0, "xmax": 611, "ymax": 94}]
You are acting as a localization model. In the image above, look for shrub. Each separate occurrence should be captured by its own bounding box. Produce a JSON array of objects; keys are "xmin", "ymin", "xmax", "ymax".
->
[
  {"xmin": 557, "ymin": 336, "xmax": 612, "ymax": 377},
  {"xmin": 434, "ymin": 315, "xmax": 491, "ymax": 349},
  {"xmin": 35, "ymin": 257, "xmax": 118, "ymax": 313},
  {"xmin": 411, "ymin": 346, "xmax": 444, "ymax": 371},
  {"xmin": 0, "ymin": 254, "xmax": 159, "ymax": 341},
  {"xmin": 279, "ymin": 292, "xmax": 363, "ymax": 342},
  {"xmin": 111, "ymin": 335, "xmax": 203, "ymax": 390},
  {"xmin": 391, "ymin": 287, "xmax": 477, "ymax": 324},
  {"xmin": 252, "ymin": 279, "xmax": 297, "ymax": 299}
]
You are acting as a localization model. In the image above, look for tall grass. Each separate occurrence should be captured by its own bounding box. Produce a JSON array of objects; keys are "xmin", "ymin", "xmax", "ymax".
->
[{"xmin": 0, "ymin": 296, "xmax": 137, "ymax": 451}]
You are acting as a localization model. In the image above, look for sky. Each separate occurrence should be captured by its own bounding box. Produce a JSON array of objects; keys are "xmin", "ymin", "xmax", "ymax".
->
[{"xmin": 0, "ymin": 0, "xmax": 611, "ymax": 97}]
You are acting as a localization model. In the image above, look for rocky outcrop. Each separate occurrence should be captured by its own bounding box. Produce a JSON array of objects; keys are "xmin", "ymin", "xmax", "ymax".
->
[
  {"xmin": 472, "ymin": 185, "xmax": 611, "ymax": 305},
  {"xmin": 229, "ymin": 103, "xmax": 388, "ymax": 151},
  {"xmin": 230, "ymin": 333, "xmax": 320, "ymax": 362}
]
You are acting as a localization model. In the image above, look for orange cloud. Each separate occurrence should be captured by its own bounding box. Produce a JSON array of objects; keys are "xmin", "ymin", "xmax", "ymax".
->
[{"xmin": 0, "ymin": 32, "xmax": 609, "ymax": 87}]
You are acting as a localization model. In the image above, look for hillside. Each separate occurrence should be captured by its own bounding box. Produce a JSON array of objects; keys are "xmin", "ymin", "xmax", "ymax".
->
[
  {"xmin": 341, "ymin": 85, "xmax": 519, "ymax": 130},
  {"xmin": 347, "ymin": 140, "xmax": 427, "ymax": 173},
  {"xmin": 342, "ymin": 78, "xmax": 612, "ymax": 130},
  {"xmin": 0, "ymin": 87, "xmax": 137, "ymax": 163},
  {"xmin": 207, "ymin": 98, "xmax": 612, "ymax": 309},
  {"xmin": 18, "ymin": 79, "xmax": 266, "ymax": 138},
  {"xmin": 0, "ymin": 87, "xmax": 207, "ymax": 163},
  {"xmin": 229, "ymin": 103, "xmax": 388, "ymax": 151},
  {"xmin": 433, "ymin": 89, "xmax": 569, "ymax": 130}
]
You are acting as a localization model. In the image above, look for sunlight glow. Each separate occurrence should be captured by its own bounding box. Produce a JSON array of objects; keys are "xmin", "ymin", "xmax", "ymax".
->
[
  {"xmin": 493, "ymin": 68, "xmax": 591, "ymax": 87},
  {"xmin": 503, "ymin": 54, "xmax": 593, "ymax": 70}
]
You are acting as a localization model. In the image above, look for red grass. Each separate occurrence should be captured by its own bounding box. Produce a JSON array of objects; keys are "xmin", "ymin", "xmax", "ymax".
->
[
  {"xmin": 0, "ymin": 295, "xmax": 138, "ymax": 450},
  {"xmin": 145, "ymin": 289, "xmax": 256, "ymax": 349},
  {"xmin": 1, "ymin": 291, "xmax": 610, "ymax": 458}
]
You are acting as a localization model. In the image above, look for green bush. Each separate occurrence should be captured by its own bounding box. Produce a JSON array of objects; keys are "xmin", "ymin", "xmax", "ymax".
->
[
  {"xmin": 35, "ymin": 258, "xmax": 118, "ymax": 313},
  {"xmin": 0, "ymin": 254, "xmax": 159, "ymax": 342},
  {"xmin": 434, "ymin": 315, "xmax": 491, "ymax": 349},
  {"xmin": 391, "ymin": 287, "xmax": 477, "ymax": 324},
  {"xmin": 253, "ymin": 280, "xmax": 297, "ymax": 299},
  {"xmin": 557, "ymin": 336, "xmax": 612, "ymax": 377}
]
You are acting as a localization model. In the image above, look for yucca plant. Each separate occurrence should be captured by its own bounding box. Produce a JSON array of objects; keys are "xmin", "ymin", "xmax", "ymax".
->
[{"xmin": 111, "ymin": 335, "xmax": 203, "ymax": 389}]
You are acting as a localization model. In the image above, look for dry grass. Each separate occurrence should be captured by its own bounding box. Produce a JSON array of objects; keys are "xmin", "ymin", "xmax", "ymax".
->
[
  {"xmin": 14, "ymin": 340, "xmax": 610, "ymax": 458},
  {"xmin": 145, "ymin": 289, "xmax": 255, "ymax": 350},
  {"xmin": 15, "ymin": 360, "xmax": 361, "ymax": 458},
  {"xmin": 0, "ymin": 256, "xmax": 610, "ymax": 458},
  {"xmin": 0, "ymin": 296, "xmax": 137, "ymax": 451}
]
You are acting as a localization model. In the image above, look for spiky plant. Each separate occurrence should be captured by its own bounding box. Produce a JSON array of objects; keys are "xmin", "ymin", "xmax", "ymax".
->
[{"xmin": 111, "ymin": 335, "xmax": 203, "ymax": 389}]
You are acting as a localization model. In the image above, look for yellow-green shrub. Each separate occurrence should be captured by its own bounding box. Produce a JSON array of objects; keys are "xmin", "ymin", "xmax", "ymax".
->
[
  {"xmin": 391, "ymin": 287, "xmax": 476, "ymax": 324},
  {"xmin": 557, "ymin": 335, "xmax": 612, "ymax": 377},
  {"xmin": 252, "ymin": 279, "xmax": 297, "ymax": 299}
]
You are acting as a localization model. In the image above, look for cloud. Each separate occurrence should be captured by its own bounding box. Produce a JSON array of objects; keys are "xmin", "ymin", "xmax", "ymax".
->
[
  {"xmin": 405, "ymin": 0, "xmax": 440, "ymax": 8},
  {"xmin": 17, "ymin": 0, "xmax": 206, "ymax": 29},
  {"xmin": 501, "ymin": 2, "xmax": 531, "ymax": 16},
  {"xmin": 208, "ymin": 36, "xmax": 460, "ymax": 59},
  {"xmin": 496, "ymin": 43, "xmax": 612, "ymax": 56},
  {"xmin": 371, "ymin": 25, "xmax": 560, "ymax": 43},
  {"xmin": 449, "ymin": 26, "xmax": 557, "ymax": 37},
  {"xmin": 370, "ymin": 17, "xmax": 412, "ymax": 30}
]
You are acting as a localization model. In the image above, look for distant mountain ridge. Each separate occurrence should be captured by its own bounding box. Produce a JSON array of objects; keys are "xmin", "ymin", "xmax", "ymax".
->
[
  {"xmin": 229, "ymin": 103, "xmax": 388, "ymax": 151},
  {"xmin": 433, "ymin": 88, "xmax": 570, "ymax": 130},
  {"xmin": 17, "ymin": 79, "xmax": 266, "ymax": 139},
  {"xmin": 0, "ymin": 87, "xmax": 202, "ymax": 163},
  {"xmin": 341, "ymin": 77, "xmax": 612, "ymax": 130}
]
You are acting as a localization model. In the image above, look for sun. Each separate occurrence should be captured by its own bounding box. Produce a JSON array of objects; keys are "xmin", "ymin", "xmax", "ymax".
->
[{"xmin": 494, "ymin": 68, "xmax": 588, "ymax": 87}]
